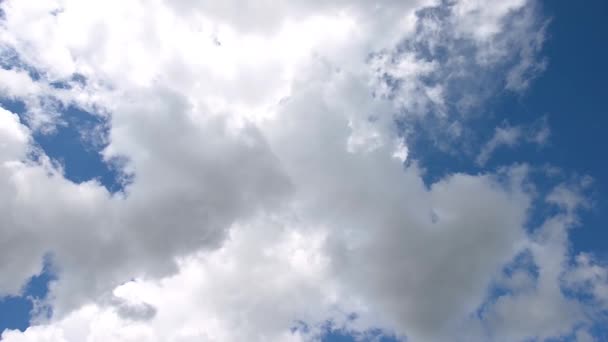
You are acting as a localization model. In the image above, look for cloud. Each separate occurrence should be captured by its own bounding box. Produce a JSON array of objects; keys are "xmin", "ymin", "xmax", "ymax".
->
[
  {"xmin": 0, "ymin": 0, "xmax": 606, "ymax": 341},
  {"xmin": 476, "ymin": 117, "xmax": 551, "ymax": 166},
  {"xmin": 476, "ymin": 124, "xmax": 524, "ymax": 166},
  {"xmin": 260, "ymin": 68, "xmax": 533, "ymax": 340},
  {"xmin": 477, "ymin": 178, "xmax": 600, "ymax": 342}
]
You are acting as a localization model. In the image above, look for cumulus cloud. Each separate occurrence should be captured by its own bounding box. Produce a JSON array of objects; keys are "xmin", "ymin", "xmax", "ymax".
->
[
  {"xmin": 0, "ymin": 0, "xmax": 605, "ymax": 341},
  {"xmin": 477, "ymin": 178, "xmax": 601, "ymax": 342}
]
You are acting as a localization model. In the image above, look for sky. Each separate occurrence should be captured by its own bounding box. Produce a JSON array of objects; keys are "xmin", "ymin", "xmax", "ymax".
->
[{"xmin": 0, "ymin": 0, "xmax": 607, "ymax": 341}]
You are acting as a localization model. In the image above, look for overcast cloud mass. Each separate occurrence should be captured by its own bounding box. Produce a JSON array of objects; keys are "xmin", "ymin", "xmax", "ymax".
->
[{"xmin": 0, "ymin": 0, "xmax": 606, "ymax": 341}]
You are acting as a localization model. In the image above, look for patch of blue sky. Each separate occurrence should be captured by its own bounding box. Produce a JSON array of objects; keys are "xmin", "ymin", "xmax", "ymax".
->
[
  {"xmin": 48, "ymin": 73, "xmax": 87, "ymax": 90},
  {"xmin": 292, "ymin": 319, "xmax": 400, "ymax": 342},
  {"xmin": 0, "ymin": 48, "xmax": 43, "ymax": 82},
  {"xmin": 0, "ymin": 45, "xmax": 126, "ymax": 194},
  {"xmin": 0, "ymin": 257, "xmax": 55, "ymax": 333},
  {"xmin": 0, "ymin": 98, "xmax": 128, "ymax": 194},
  {"xmin": 30, "ymin": 105, "xmax": 127, "ymax": 193},
  {"xmin": 526, "ymin": 0, "xmax": 608, "ymax": 263},
  {"xmin": 322, "ymin": 329, "xmax": 399, "ymax": 342}
]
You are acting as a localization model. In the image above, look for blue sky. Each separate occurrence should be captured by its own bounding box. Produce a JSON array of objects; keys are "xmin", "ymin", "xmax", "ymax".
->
[{"xmin": 0, "ymin": 1, "xmax": 607, "ymax": 341}]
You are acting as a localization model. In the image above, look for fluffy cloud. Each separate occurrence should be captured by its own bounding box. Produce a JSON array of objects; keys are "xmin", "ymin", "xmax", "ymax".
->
[
  {"xmin": 478, "ymin": 179, "xmax": 598, "ymax": 341},
  {"xmin": 0, "ymin": 0, "xmax": 605, "ymax": 341}
]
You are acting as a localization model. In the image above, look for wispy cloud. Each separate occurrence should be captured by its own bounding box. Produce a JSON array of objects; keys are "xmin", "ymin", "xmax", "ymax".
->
[{"xmin": 476, "ymin": 116, "xmax": 550, "ymax": 166}]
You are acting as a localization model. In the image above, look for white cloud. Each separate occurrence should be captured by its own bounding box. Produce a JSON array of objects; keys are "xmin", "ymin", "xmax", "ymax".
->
[
  {"xmin": 566, "ymin": 254, "xmax": 608, "ymax": 309},
  {"xmin": 476, "ymin": 124, "xmax": 523, "ymax": 166},
  {"xmin": 3, "ymin": 218, "xmax": 333, "ymax": 342},
  {"xmin": 476, "ymin": 117, "xmax": 551, "ymax": 166},
  {"xmin": 0, "ymin": 0, "xmax": 605, "ymax": 341},
  {"xmin": 0, "ymin": 107, "xmax": 29, "ymax": 161}
]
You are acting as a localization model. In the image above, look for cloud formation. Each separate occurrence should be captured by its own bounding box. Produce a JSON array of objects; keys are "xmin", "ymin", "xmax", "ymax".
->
[
  {"xmin": 0, "ymin": 0, "xmax": 605, "ymax": 341},
  {"xmin": 476, "ymin": 117, "xmax": 550, "ymax": 166}
]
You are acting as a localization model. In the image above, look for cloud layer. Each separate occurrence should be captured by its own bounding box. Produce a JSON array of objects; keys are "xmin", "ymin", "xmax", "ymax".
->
[{"xmin": 0, "ymin": 0, "xmax": 605, "ymax": 341}]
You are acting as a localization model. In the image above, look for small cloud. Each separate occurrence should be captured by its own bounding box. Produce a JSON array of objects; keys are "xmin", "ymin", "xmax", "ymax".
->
[
  {"xmin": 110, "ymin": 296, "xmax": 157, "ymax": 322},
  {"xmin": 476, "ymin": 117, "xmax": 551, "ymax": 166},
  {"xmin": 392, "ymin": 139, "xmax": 409, "ymax": 162},
  {"xmin": 476, "ymin": 124, "xmax": 522, "ymax": 166},
  {"xmin": 530, "ymin": 115, "xmax": 551, "ymax": 145}
]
